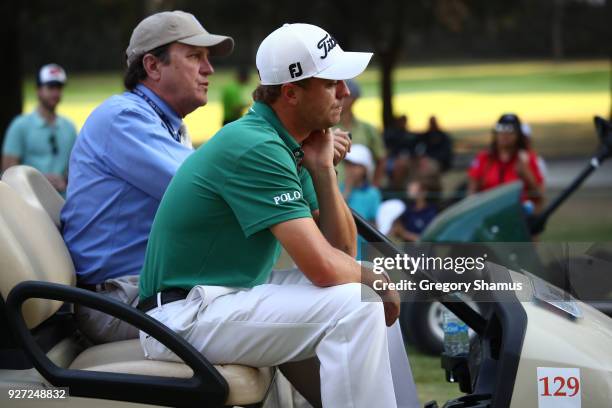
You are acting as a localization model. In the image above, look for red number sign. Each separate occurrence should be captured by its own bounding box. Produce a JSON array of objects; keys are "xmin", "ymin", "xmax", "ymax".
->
[{"xmin": 538, "ymin": 375, "xmax": 580, "ymax": 397}]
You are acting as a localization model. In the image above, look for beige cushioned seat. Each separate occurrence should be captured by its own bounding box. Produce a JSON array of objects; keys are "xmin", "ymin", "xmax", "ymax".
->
[
  {"xmin": 69, "ymin": 339, "xmax": 273, "ymax": 406},
  {"xmin": 1, "ymin": 165, "xmax": 65, "ymax": 228},
  {"xmin": 0, "ymin": 181, "xmax": 273, "ymax": 406}
]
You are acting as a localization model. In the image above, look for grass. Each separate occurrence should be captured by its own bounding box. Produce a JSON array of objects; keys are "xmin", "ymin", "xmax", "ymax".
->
[
  {"xmin": 21, "ymin": 59, "xmax": 610, "ymax": 147},
  {"xmin": 408, "ymin": 346, "xmax": 463, "ymax": 404},
  {"xmin": 358, "ymin": 60, "xmax": 609, "ymax": 94},
  {"xmin": 540, "ymin": 188, "xmax": 612, "ymax": 241}
]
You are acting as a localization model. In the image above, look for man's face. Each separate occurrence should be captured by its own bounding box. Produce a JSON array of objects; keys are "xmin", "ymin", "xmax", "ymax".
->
[
  {"xmin": 295, "ymin": 78, "xmax": 350, "ymax": 130},
  {"xmin": 345, "ymin": 161, "xmax": 367, "ymax": 182},
  {"xmin": 157, "ymin": 43, "xmax": 214, "ymax": 117},
  {"xmin": 37, "ymin": 84, "xmax": 63, "ymax": 111}
]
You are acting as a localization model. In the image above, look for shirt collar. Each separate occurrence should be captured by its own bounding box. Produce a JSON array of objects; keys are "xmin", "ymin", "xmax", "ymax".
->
[
  {"xmin": 32, "ymin": 110, "xmax": 54, "ymax": 129},
  {"xmin": 249, "ymin": 101, "xmax": 304, "ymax": 164},
  {"xmin": 136, "ymin": 84, "xmax": 183, "ymax": 132}
]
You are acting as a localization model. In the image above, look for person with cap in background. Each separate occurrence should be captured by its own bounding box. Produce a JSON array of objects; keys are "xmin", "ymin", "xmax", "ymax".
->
[
  {"xmin": 336, "ymin": 78, "xmax": 386, "ymax": 187},
  {"xmin": 467, "ymin": 113, "xmax": 544, "ymax": 211},
  {"xmin": 60, "ymin": 10, "xmax": 234, "ymax": 344},
  {"xmin": 2, "ymin": 64, "xmax": 77, "ymax": 194},
  {"xmin": 138, "ymin": 23, "xmax": 420, "ymax": 408},
  {"xmin": 341, "ymin": 143, "xmax": 382, "ymax": 223},
  {"xmin": 341, "ymin": 144, "xmax": 382, "ymax": 261}
]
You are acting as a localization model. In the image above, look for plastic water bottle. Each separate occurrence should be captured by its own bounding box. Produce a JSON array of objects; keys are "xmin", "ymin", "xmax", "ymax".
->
[
  {"xmin": 522, "ymin": 200, "xmax": 535, "ymax": 216},
  {"xmin": 442, "ymin": 307, "xmax": 469, "ymax": 356}
]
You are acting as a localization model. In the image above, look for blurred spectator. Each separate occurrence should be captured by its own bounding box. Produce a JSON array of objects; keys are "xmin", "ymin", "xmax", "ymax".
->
[
  {"xmin": 341, "ymin": 144, "xmax": 382, "ymax": 222},
  {"xmin": 390, "ymin": 168, "xmax": 442, "ymax": 242},
  {"xmin": 221, "ymin": 66, "xmax": 250, "ymax": 125},
  {"xmin": 384, "ymin": 114, "xmax": 414, "ymax": 155},
  {"xmin": 521, "ymin": 122, "xmax": 548, "ymax": 182},
  {"xmin": 383, "ymin": 114, "xmax": 418, "ymax": 190},
  {"xmin": 468, "ymin": 113, "xmax": 544, "ymax": 210},
  {"xmin": 341, "ymin": 144, "xmax": 382, "ymax": 260},
  {"xmin": 337, "ymin": 79, "xmax": 386, "ymax": 186},
  {"xmin": 414, "ymin": 115, "xmax": 453, "ymax": 172},
  {"xmin": 1, "ymin": 64, "xmax": 77, "ymax": 193}
]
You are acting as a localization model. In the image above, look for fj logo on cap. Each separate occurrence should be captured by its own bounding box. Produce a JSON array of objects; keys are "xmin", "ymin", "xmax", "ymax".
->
[
  {"xmin": 289, "ymin": 62, "xmax": 303, "ymax": 79},
  {"xmin": 317, "ymin": 34, "xmax": 337, "ymax": 59}
]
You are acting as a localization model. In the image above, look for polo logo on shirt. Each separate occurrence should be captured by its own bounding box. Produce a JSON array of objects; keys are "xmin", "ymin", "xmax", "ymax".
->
[{"xmin": 274, "ymin": 191, "xmax": 302, "ymax": 205}]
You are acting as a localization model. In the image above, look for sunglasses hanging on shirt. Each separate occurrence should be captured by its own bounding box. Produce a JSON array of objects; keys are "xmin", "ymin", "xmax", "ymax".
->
[{"xmin": 49, "ymin": 133, "xmax": 58, "ymax": 155}]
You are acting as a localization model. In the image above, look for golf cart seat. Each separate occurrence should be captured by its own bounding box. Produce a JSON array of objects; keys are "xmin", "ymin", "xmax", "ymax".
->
[
  {"xmin": 1, "ymin": 165, "xmax": 64, "ymax": 228},
  {"xmin": 69, "ymin": 338, "xmax": 272, "ymax": 399},
  {"xmin": 0, "ymin": 181, "xmax": 273, "ymax": 407}
]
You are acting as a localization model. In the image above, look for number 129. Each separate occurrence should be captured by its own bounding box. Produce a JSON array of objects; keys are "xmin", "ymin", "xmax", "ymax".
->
[{"xmin": 539, "ymin": 376, "xmax": 580, "ymax": 397}]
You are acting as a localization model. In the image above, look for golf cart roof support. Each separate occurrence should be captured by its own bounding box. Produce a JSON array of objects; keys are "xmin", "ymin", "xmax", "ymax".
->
[
  {"xmin": 6, "ymin": 281, "xmax": 229, "ymax": 408},
  {"xmin": 529, "ymin": 116, "xmax": 612, "ymax": 235}
]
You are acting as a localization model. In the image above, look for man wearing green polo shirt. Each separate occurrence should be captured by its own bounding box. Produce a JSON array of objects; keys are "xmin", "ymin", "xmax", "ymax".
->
[
  {"xmin": 139, "ymin": 23, "xmax": 419, "ymax": 408},
  {"xmin": 2, "ymin": 64, "xmax": 77, "ymax": 193}
]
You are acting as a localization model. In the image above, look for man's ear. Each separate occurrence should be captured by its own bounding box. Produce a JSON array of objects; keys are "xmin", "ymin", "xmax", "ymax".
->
[
  {"xmin": 281, "ymin": 83, "xmax": 300, "ymax": 106},
  {"xmin": 142, "ymin": 54, "xmax": 162, "ymax": 82}
]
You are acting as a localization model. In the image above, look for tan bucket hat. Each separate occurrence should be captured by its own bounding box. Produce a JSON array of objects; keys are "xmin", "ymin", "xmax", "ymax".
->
[{"xmin": 126, "ymin": 10, "xmax": 234, "ymax": 66}]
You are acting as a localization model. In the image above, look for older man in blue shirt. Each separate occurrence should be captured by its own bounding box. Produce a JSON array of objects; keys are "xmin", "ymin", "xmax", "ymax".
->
[{"xmin": 61, "ymin": 10, "xmax": 234, "ymax": 343}]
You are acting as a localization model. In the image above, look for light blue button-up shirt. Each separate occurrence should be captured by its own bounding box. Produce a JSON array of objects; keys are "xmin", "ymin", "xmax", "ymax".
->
[{"xmin": 61, "ymin": 84, "xmax": 193, "ymax": 284}]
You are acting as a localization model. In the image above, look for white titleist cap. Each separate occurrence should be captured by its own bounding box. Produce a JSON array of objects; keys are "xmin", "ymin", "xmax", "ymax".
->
[{"xmin": 256, "ymin": 23, "xmax": 373, "ymax": 85}]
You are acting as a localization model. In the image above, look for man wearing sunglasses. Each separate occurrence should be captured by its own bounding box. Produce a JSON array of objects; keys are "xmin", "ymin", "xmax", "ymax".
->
[{"xmin": 1, "ymin": 64, "xmax": 77, "ymax": 194}]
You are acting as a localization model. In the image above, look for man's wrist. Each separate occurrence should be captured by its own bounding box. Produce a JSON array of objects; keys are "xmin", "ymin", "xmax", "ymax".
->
[
  {"xmin": 308, "ymin": 165, "xmax": 337, "ymax": 181},
  {"xmin": 360, "ymin": 262, "xmax": 390, "ymax": 290}
]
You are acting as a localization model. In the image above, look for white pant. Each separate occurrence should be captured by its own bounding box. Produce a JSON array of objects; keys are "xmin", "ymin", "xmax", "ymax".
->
[{"xmin": 141, "ymin": 269, "xmax": 419, "ymax": 408}]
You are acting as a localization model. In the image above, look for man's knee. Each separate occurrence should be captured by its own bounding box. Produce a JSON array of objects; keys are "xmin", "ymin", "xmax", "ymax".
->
[{"xmin": 331, "ymin": 283, "xmax": 385, "ymax": 321}]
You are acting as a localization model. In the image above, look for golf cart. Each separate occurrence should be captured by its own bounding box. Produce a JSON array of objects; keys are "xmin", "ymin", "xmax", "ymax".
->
[
  {"xmin": 0, "ymin": 167, "xmax": 274, "ymax": 407},
  {"xmin": 396, "ymin": 116, "xmax": 612, "ymax": 356},
  {"xmin": 0, "ymin": 117, "xmax": 610, "ymax": 408}
]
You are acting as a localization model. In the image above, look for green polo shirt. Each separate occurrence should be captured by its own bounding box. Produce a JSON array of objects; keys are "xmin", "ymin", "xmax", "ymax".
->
[
  {"xmin": 2, "ymin": 110, "xmax": 77, "ymax": 175},
  {"xmin": 140, "ymin": 102, "xmax": 318, "ymax": 299}
]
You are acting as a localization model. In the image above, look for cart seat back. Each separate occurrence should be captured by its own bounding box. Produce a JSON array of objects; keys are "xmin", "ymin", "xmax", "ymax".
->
[
  {"xmin": 2, "ymin": 165, "xmax": 64, "ymax": 228},
  {"xmin": 0, "ymin": 182, "xmax": 74, "ymax": 329}
]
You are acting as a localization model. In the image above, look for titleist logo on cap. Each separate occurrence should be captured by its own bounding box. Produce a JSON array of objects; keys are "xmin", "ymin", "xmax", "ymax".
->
[{"xmin": 317, "ymin": 34, "xmax": 338, "ymax": 59}]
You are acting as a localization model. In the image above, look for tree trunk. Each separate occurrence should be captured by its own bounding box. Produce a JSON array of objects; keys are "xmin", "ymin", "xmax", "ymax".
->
[
  {"xmin": 380, "ymin": 50, "xmax": 396, "ymax": 129},
  {"xmin": 0, "ymin": 0, "xmax": 23, "ymax": 151},
  {"xmin": 609, "ymin": 55, "xmax": 612, "ymax": 120},
  {"xmin": 378, "ymin": 1, "xmax": 405, "ymax": 130},
  {"xmin": 552, "ymin": 0, "xmax": 565, "ymax": 60}
]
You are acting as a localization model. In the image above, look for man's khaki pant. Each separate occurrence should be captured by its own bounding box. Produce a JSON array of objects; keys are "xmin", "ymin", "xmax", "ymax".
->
[{"xmin": 75, "ymin": 275, "xmax": 140, "ymax": 344}]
